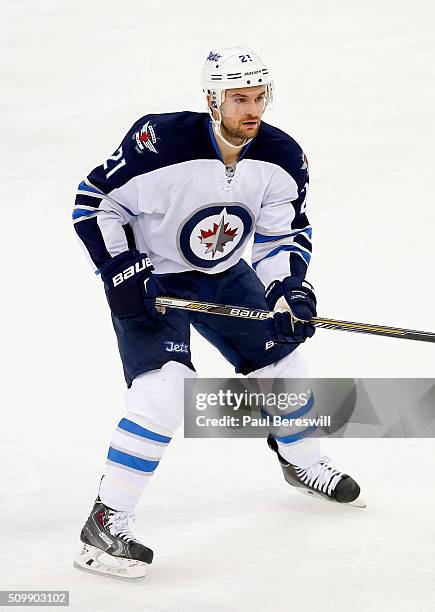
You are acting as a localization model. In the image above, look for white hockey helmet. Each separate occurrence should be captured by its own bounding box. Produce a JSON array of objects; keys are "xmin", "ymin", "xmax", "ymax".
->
[{"xmin": 201, "ymin": 46, "xmax": 274, "ymax": 149}]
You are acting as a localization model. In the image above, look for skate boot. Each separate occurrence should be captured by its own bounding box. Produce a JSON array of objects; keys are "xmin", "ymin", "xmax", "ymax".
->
[
  {"xmin": 267, "ymin": 434, "xmax": 365, "ymax": 508},
  {"xmin": 73, "ymin": 498, "xmax": 154, "ymax": 581}
]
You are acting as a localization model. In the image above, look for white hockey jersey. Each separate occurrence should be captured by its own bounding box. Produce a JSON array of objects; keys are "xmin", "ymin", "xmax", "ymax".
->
[{"xmin": 73, "ymin": 112, "xmax": 311, "ymax": 288}]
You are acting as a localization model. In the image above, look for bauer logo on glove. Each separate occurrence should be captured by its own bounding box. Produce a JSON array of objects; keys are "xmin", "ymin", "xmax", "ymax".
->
[
  {"xmin": 112, "ymin": 257, "xmax": 153, "ymax": 287},
  {"xmin": 100, "ymin": 249, "xmax": 164, "ymax": 322}
]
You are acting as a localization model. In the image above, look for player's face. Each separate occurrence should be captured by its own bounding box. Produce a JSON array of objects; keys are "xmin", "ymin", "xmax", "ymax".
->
[{"xmin": 219, "ymin": 85, "xmax": 267, "ymax": 142}]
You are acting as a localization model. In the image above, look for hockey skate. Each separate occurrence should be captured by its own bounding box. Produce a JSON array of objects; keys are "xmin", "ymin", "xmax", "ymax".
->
[
  {"xmin": 73, "ymin": 498, "xmax": 153, "ymax": 581},
  {"xmin": 267, "ymin": 435, "xmax": 366, "ymax": 508}
]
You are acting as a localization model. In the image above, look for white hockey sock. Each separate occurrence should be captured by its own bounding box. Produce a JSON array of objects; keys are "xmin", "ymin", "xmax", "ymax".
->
[
  {"xmin": 249, "ymin": 350, "xmax": 322, "ymax": 469},
  {"xmin": 275, "ymin": 438, "xmax": 321, "ymax": 469},
  {"xmin": 99, "ymin": 361, "xmax": 197, "ymax": 513}
]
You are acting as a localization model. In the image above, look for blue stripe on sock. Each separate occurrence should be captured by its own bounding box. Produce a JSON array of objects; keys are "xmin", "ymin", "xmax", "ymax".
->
[
  {"xmin": 107, "ymin": 446, "xmax": 160, "ymax": 472},
  {"xmin": 273, "ymin": 425, "xmax": 318, "ymax": 444},
  {"xmin": 118, "ymin": 418, "xmax": 172, "ymax": 444}
]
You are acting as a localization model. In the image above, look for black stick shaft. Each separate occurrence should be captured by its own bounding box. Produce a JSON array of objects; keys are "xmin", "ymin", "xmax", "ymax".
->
[{"xmin": 155, "ymin": 297, "xmax": 435, "ymax": 343}]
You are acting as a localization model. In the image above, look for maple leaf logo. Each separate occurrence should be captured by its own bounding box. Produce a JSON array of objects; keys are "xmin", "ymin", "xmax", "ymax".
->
[{"xmin": 198, "ymin": 212, "xmax": 238, "ymax": 257}]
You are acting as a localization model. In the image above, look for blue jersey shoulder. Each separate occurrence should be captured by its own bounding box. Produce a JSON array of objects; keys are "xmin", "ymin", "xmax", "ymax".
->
[
  {"xmin": 89, "ymin": 111, "xmax": 212, "ymax": 193},
  {"xmin": 132, "ymin": 111, "xmax": 208, "ymax": 132},
  {"xmin": 127, "ymin": 111, "xmax": 210, "ymax": 160},
  {"xmin": 247, "ymin": 121, "xmax": 308, "ymax": 188}
]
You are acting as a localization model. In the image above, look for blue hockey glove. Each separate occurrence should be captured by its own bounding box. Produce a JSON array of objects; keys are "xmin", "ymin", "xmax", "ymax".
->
[
  {"xmin": 265, "ymin": 277, "xmax": 317, "ymax": 344},
  {"xmin": 100, "ymin": 249, "xmax": 164, "ymax": 321}
]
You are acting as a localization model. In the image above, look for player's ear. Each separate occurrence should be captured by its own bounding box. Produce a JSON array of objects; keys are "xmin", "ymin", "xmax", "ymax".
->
[
  {"xmin": 206, "ymin": 94, "xmax": 220, "ymax": 121},
  {"xmin": 206, "ymin": 94, "xmax": 215, "ymax": 118}
]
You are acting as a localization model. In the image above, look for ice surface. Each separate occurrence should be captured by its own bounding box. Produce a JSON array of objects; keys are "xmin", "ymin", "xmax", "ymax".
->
[{"xmin": 1, "ymin": 0, "xmax": 434, "ymax": 609}]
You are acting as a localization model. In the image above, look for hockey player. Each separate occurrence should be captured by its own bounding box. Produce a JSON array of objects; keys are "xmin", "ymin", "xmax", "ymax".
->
[{"xmin": 73, "ymin": 46, "xmax": 363, "ymax": 581}]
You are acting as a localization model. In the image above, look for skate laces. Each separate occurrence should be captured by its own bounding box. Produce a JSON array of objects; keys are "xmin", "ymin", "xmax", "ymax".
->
[
  {"xmin": 106, "ymin": 510, "xmax": 139, "ymax": 544},
  {"xmin": 295, "ymin": 456, "xmax": 344, "ymax": 496}
]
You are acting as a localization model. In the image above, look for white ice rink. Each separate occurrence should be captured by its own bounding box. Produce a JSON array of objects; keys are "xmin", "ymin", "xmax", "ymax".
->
[{"xmin": 1, "ymin": 0, "xmax": 435, "ymax": 610}]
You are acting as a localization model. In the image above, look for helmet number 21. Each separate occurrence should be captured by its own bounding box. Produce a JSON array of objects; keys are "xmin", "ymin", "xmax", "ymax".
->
[{"xmin": 239, "ymin": 54, "xmax": 253, "ymax": 63}]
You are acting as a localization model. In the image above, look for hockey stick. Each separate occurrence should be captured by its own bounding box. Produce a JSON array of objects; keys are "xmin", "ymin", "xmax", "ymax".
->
[{"xmin": 155, "ymin": 296, "xmax": 435, "ymax": 343}]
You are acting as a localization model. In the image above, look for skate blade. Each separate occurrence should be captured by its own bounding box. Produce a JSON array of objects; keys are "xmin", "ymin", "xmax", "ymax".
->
[
  {"xmin": 345, "ymin": 495, "xmax": 367, "ymax": 509},
  {"xmin": 73, "ymin": 544, "xmax": 147, "ymax": 581},
  {"xmin": 295, "ymin": 488, "xmax": 367, "ymax": 508}
]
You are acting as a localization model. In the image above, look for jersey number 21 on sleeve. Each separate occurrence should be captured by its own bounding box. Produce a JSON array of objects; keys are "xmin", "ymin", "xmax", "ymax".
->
[{"xmin": 104, "ymin": 146, "xmax": 126, "ymax": 179}]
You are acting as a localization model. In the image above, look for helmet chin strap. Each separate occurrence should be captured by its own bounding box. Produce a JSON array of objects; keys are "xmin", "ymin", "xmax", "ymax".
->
[
  {"xmin": 212, "ymin": 110, "xmax": 253, "ymax": 150},
  {"xmin": 210, "ymin": 107, "xmax": 252, "ymax": 149}
]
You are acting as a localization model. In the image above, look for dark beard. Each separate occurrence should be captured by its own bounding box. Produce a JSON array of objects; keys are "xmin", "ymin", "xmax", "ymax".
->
[{"xmin": 221, "ymin": 120, "xmax": 260, "ymax": 142}]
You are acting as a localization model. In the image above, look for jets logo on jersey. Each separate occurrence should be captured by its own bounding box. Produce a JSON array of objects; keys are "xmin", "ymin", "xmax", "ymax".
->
[
  {"xmin": 199, "ymin": 212, "xmax": 238, "ymax": 258},
  {"xmin": 164, "ymin": 341, "xmax": 189, "ymax": 353},
  {"xmin": 178, "ymin": 204, "xmax": 254, "ymax": 269},
  {"xmin": 134, "ymin": 121, "xmax": 158, "ymax": 154}
]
